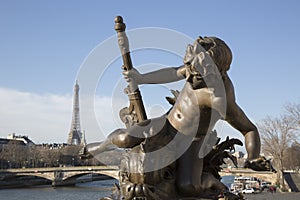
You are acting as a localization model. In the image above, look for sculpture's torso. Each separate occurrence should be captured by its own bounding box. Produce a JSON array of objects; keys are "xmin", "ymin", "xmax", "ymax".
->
[{"xmin": 167, "ymin": 82, "xmax": 226, "ymax": 138}]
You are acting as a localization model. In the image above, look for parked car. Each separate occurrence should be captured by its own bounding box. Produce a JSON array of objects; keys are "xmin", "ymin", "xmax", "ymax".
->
[
  {"xmin": 261, "ymin": 181, "xmax": 271, "ymax": 189},
  {"xmin": 242, "ymin": 188, "xmax": 255, "ymax": 194}
]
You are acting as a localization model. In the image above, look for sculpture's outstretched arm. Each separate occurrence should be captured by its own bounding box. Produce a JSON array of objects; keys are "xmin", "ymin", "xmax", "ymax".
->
[
  {"xmin": 226, "ymin": 105, "xmax": 276, "ymax": 172},
  {"xmin": 123, "ymin": 65, "xmax": 186, "ymax": 85},
  {"xmin": 223, "ymin": 75, "xmax": 261, "ymax": 160},
  {"xmin": 215, "ymin": 75, "xmax": 275, "ymax": 172},
  {"xmin": 226, "ymin": 101, "xmax": 261, "ymax": 160}
]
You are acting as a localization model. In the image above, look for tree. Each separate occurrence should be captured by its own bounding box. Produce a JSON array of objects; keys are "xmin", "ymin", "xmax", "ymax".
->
[
  {"xmin": 1, "ymin": 141, "xmax": 29, "ymax": 168},
  {"xmin": 257, "ymin": 115, "xmax": 297, "ymax": 190},
  {"xmin": 283, "ymin": 143, "xmax": 300, "ymax": 170},
  {"xmin": 28, "ymin": 145, "xmax": 42, "ymax": 167},
  {"xmin": 60, "ymin": 145, "xmax": 81, "ymax": 166},
  {"xmin": 285, "ymin": 103, "xmax": 300, "ymax": 139},
  {"xmin": 285, "ymin": 103, "xmax": 300, "ymax": 123}
]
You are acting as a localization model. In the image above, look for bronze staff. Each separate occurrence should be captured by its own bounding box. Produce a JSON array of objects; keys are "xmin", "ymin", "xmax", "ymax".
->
[{"xmin": 114, "ymin": 16, "xmax": 147, "ymax": 127}]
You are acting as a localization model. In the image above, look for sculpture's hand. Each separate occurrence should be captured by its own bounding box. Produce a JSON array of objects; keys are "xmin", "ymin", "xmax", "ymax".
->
[
  {"xmin": 244, "ymin": 156, "xmax": 277, "ymax": 172},
  {"xmin": 122, "ymin": 65, "xmax": 143, "ymax": 85}
]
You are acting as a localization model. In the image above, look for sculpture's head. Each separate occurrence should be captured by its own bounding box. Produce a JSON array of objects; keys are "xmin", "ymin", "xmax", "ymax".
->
[
  {"xmin": 184, "ymin": 36, "xmax": 232, "ymax": 77},
  {"xmin": 198, "ymin": 36, "xmax": 232, "ymax": 74}
]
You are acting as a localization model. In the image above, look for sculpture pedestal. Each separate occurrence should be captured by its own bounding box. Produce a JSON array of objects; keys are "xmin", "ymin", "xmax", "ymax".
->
[{"xmin": 101, "ymin": 137, "xmax": 243, "ymax": 200}]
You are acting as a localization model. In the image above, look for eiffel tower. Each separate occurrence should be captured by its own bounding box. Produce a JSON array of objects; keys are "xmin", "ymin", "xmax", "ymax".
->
[{"xmin": 67, "ymin": 81, "xmax": 84, "ymax": 145}]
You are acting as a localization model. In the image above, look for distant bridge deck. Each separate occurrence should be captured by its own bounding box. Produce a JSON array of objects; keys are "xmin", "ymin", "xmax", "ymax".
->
[
  {"xmin": 0, "ymin": 166, "xmax": 119, "ymax": 186},
  {"xmin": 0, "ymin": 165, "xmax": 118, "ymax": 174}
]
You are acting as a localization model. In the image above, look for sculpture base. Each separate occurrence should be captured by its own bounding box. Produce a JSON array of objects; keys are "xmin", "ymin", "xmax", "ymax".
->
[
  {"xmin": 101, "ymin": 187, "xmax": 243, "ymax": 200},
  {"xmin": 100, "ymin": 137, "xmax": 244, "ymax": 200}
]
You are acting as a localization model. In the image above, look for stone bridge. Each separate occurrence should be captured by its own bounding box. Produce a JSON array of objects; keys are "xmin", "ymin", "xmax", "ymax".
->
[
  {"xmin": 219, "ymin": 168, "xmax": 277, "ymax": 184},
  {"xmin": 0, "ymin": 166, "xmax": 119, "ymax": 186},
  {"xmin": 1, "ymin": 167, "xmax": 279, "ymax": 188}
]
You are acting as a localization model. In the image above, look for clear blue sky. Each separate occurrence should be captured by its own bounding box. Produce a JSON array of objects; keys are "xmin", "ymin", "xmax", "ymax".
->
[{"xmin": 0, "ymin": 0, "xmax": 300, "ymax": 145}]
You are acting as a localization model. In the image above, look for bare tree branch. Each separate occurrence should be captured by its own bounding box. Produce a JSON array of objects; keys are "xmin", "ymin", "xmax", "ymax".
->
[{"xmin": 257, "ymin": 104, "xmax": 300, "ymax": 190}]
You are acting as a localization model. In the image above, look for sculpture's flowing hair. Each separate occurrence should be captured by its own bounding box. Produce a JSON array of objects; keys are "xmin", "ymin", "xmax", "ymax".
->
[{"xmin": 200, "ymin": 37, "xmax": 233, "ymax": 75}]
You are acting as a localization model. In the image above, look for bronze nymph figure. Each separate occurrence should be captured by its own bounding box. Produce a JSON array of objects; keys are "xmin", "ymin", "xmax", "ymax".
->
[{"xmin": 82, "ymin": 16, "xmax": 275, "ymax": 200}]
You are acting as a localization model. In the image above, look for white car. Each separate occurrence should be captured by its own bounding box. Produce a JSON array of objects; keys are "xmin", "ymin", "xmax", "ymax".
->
[{"xmin": 242, "ymin": 188, "xmax": 255, "ymax": 194}]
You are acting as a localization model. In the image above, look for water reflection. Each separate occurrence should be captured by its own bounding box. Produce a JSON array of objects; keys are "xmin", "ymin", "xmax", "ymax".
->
[{"xmin": 0, "ymin": 179, "xmax": 118, "ymax": 200}]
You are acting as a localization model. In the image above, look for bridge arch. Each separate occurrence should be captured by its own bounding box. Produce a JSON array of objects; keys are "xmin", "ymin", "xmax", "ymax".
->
[
  {"xmin": 0, "ymin": 166, "xmax": 119, "ymax": 186},
  {"xmin": 15, "ymin": 170, "xmax": 119, "ymax": 181},
  {"xmin": 14, "ymin": 172, "xmax": 54, "ymax": 182},
  {"xmin": 62, "ymin": 172, "xmax": 118, "ymax": 182}
]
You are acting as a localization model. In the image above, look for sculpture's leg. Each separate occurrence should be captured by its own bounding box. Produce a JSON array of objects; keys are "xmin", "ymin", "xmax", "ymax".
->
[
  {"xmin": 82, "ymin": 141, "xmax": 118, "ymax": 159},
  {"xmin": 86, "ymin": 118, "xmax": 165, "ymax": 155},
  {"xmin": 85, "ymin": 128, "xmax": 145, "ymax": 156},
  {"xmin": 176, "ymin": 140, "xmax": 203, "ymax": 196},
  {"xmin": 108, "ymin": 128, "xmax": 145, "ymax": 148}
]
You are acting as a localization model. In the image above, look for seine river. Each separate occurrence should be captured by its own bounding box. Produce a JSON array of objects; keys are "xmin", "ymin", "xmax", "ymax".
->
[
  {"xmin": 2, "ymin": 177, "xmax": 300, "ymax": 200},
  {"xmin": 0, "ymin": 177, "xmax": 234, "ymax": 200},
  {"xmin": 0, "ymin": 179, "xmax": 118, "ymax": 200}
]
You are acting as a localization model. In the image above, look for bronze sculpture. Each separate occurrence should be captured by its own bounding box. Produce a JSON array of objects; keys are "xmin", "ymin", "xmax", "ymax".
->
[{"xmin": 82, "ymin": 16, "xmax": 274, "ymax": 200}]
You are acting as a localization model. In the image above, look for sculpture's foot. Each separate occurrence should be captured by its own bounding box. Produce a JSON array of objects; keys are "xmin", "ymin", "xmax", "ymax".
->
[
  {"xmin": 80, "ymin": 141, "xmax": 119, "ymax": 160},
  {"xmin": 244, "ymin": 156, "xmax": 276, "ymax": 172},
  {"xmin": 93, "ymin": 141, "xmax": 119, "ymax": 153}
]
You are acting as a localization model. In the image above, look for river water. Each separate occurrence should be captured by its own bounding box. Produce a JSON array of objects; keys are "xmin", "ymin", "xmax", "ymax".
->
[
  {"xmin": 2, "ymin": 177, "xmax": 300, "ymax": 200},
  {"xmin": 0, "ymin": 179, "xmax": 118, "ymax": 200},
  {"xmin": 0, "ymin": 177, "xmax": 234, "ymax": 200}
]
